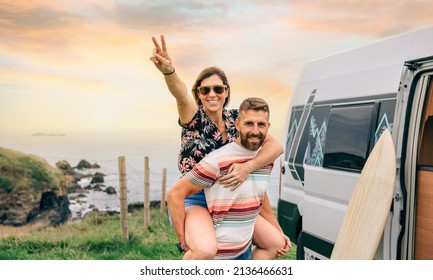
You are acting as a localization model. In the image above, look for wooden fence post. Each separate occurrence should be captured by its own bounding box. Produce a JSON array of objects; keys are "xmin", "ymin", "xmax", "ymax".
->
[
  {"xmin": 144, "ymin": 157, "xmax": 150, "ymax": 230},
  {"xmin": 118, "ymin": 156, "xmax": 128, "ymax": 241},
  {"xmin": 160, "ymin": 168, "xmax": 167, "ymax": 213}
]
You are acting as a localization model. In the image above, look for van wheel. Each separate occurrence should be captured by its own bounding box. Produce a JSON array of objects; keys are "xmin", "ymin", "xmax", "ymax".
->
[{"xmin": 296, "ymin": 233, "xmax": 305, "ymax": 260}]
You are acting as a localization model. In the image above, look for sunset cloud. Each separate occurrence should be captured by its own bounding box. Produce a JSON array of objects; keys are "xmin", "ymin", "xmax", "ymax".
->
[
  {"xmin": 284, "ymin": 0, "xmax": 433, "ymax": 37},
  {"xmin": 0, "ymin": 67, "xmax": 112, "ymax": 96},
  {"xmin": 1, "ymin": 0, "xmax": 433, "ymax": 138}
]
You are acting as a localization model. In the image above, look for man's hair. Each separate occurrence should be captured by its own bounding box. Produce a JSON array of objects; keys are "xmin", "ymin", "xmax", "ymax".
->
[
  {"xmin": 238, "ymin": 97, "xmax": 270, "ymax": 117},
  {"xmin": 191, "ymin": 66, "xmax": 231, "ymax": 107}
]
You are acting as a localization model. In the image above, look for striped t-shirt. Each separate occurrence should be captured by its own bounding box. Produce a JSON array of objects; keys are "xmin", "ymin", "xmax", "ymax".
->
[{"xmin": 186, "ymin": 142, "xmax": 273, "ymax": 259}]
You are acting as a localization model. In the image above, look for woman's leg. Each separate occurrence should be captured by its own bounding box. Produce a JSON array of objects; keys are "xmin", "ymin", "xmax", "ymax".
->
[
  {"xmin": 183, "ymin": 205, "xmax": 217, "ymax": 260},
  {"xmin": 252, "ymin": 215, "xmax": 285, "ymax": 259}
]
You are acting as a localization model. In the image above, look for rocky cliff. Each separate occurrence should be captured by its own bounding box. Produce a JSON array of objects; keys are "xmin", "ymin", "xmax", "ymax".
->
[{"xmin": 0, "ymin": 147, "xmax": 70, "ymax": 227}]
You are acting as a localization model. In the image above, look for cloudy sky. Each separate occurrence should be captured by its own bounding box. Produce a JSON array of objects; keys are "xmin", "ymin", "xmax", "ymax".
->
[{"xmin": 1, "ymin": 0, "xmax": 433, "ymax": 140}]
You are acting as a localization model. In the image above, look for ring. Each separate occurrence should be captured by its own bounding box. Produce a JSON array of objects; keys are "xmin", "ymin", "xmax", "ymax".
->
[{"xmin": 233, "ymin": 181, "xmax": 237, "ymax": 185}]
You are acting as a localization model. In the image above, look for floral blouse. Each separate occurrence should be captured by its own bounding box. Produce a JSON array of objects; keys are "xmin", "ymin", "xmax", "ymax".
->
[{"xmin": 178, "ymin": 106, "xmax": 238, "ymax": 175}]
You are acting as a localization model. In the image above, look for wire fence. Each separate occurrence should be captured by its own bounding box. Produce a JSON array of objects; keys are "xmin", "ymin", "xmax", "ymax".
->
[
  {"xmin": 0, "ymin": 155, "xmax": 281, "ymax": 238},
  {"xmin": 0, "ymin": 155, "xmax": 181, "ymax": 238}
]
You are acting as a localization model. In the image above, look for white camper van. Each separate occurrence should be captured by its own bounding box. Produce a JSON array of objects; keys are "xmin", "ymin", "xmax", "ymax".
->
[{"xmin": 278, "ymin": 26, "xmax": 433, "ymax": 260}]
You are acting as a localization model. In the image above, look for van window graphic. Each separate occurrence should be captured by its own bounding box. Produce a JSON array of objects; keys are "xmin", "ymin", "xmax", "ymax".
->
[
  {"xmin": 374, "ymin": 99, "xmax": 396, "ymax": 144},
  {"xmin": 284, "ymin": 117, "xmax": 298, "ymax": 162},
  {"xmin": 375, "ymin": 113, "xmax": 393, "ymax": 143},
  {"xmin": 285, "ymin": 99, "xmax": 395, "ymax": 180},
  {"xmin": 287, "ymin": 90, "xmax": 317, "ymax": 183},
  {"xmin": 305, "ymin": 116, "xmax": 327, "ymax": 167}
]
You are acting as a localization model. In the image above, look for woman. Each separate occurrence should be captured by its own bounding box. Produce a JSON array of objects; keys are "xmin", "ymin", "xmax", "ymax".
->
[{"xmin": 150, "ymin": 35, "xmax": 291, "ymax": 260}]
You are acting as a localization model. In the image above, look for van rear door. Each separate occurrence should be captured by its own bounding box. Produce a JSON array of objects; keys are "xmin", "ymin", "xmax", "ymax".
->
[{"xmin": 396, "ymin": 58, "xmax": 433, "ymax": 259}]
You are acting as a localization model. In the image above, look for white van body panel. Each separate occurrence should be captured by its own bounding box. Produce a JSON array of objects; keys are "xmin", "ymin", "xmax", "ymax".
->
[
  {"xmin": 314, "ymin": 63, "xmax": 403, "ymax": 102},
  {"xmin": 303, "ymin": 165, "xmax": 359, "ymax": 243}
]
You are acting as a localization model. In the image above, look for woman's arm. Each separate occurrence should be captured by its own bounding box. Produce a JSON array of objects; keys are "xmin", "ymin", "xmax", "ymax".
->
[
  {"xmin": 219, "ymin": 132, "xmax": 283, "ymax": 188},
  {"xmin": 150, "ymin": 35, "xmax": 196, "ymax": 123}
]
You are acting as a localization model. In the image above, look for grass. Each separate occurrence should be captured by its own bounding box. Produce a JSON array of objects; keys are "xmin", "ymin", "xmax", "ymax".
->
[{"xmin": 0, "ymin": 208, "xmax": 296, "ymax": 260}]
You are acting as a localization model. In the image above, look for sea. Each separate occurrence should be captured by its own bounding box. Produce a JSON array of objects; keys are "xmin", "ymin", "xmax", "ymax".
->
[{"xmin": 0, "ymin": 130, "xmax": 281, "ymax": 218}]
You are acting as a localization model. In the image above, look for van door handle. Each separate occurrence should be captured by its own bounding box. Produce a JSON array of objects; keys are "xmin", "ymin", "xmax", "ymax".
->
[{"xmin": 281, "ymin": 166, "xmax": 286, "ymax": 175}]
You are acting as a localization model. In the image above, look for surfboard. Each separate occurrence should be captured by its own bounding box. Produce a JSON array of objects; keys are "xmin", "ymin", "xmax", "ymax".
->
[{"xmin": 330, "ymin": 129, "xmax": 396, "ymax": 260}]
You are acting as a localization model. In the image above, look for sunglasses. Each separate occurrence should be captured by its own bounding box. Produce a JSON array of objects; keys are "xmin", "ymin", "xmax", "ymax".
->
[{"xmin": 197, "ymin": 85, "xmax": 227, "ymax": 95}]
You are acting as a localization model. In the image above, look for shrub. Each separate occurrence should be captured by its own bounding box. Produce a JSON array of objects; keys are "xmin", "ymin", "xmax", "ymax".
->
[{"xmin": 0, "ymin": 177, "xmax": 13, "ymax": 192}]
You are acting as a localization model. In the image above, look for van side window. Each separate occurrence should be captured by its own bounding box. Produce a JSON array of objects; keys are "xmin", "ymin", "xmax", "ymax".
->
[{"xmin": 323, "ymin": 103, "xmax": 377, "ymax": 172}]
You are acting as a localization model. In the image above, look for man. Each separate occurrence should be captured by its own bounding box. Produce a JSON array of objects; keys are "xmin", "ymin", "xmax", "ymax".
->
[{"xmin": 166, "ymin": 97, "xmax": 290, "ymax": 260}]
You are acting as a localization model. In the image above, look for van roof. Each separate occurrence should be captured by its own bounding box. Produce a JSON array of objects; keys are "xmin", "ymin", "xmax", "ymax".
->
[{"xmin": 293, "ymin": 25, "xmax": 433, "ymax": 104}]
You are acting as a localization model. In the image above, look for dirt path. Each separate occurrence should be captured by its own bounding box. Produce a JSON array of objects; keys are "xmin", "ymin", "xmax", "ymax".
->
[{"xmin": 0, "ymin": 221, "xmax": 50, "ymax": 238}]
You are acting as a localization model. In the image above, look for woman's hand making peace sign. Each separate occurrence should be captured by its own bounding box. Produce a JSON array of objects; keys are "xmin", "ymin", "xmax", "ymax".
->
[{"xmin": 150, "ymin": 34, "xmax": 175, "ymax": 75}]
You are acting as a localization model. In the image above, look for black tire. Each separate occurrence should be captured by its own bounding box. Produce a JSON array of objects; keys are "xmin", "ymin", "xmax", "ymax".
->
[{"xmin": 296, "ymin": 233, "xmax": 305, "ymax": 260}]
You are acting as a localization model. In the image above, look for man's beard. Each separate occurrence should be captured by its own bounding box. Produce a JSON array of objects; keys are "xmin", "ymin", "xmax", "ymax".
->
[{"xmin": 239, "ymin": 131, "xmax": 265, "ymax": 151}]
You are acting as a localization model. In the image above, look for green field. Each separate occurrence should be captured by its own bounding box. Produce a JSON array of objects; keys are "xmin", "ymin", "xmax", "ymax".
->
[{"xmin": 0, "ymin": 208, "xmax": 296, "ymax": 260}]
